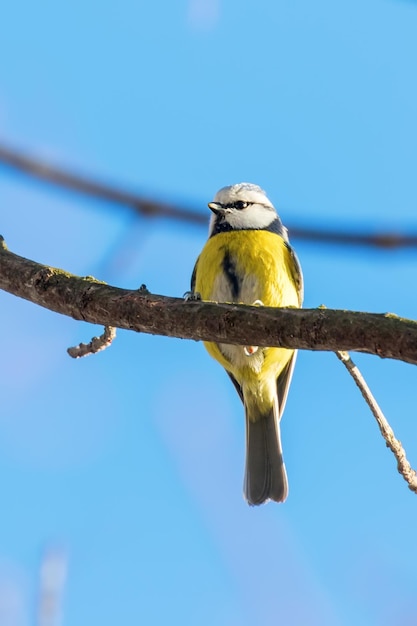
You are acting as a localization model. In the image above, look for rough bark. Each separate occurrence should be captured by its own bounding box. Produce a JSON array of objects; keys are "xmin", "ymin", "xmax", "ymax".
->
[{"xmin": 1, "ymin": 235, "xmax": 417, "ymax": 364}]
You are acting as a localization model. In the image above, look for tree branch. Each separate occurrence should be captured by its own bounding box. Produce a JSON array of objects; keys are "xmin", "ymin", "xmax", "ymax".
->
[
  {"xmin": 336, "ymin": 351, "xmax": 417, "ymax": 493},
  {"xmin": 1, "ymin": 235, "xmax": 417, "ymax": 363},
  {"xmin": 1, "ymin": 143, "xmax": 416, "ymax": 249},
  {"xmin": 0, "ymin": 144, "xmax": 205, "ymax": 226}
]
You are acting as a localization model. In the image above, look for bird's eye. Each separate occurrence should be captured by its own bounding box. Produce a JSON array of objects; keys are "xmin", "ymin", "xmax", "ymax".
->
[{"xmin": 234, "ymin": 201, "xmax": 249, "ymax": 210}]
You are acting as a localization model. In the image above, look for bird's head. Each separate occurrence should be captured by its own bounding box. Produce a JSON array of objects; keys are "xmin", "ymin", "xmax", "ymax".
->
[{"xmin": 207, "ymin": 183, "xmax": 282, "ymax": 236}]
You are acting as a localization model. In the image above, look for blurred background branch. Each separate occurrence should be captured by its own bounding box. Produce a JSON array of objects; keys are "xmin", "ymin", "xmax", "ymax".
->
[
  {"xmin": 37, "ymin": 547, "xmax": 67, "ymax": 626},
  {"xmin": 1, "ymin": 143, "xmax": 417, "ymax": 250}
]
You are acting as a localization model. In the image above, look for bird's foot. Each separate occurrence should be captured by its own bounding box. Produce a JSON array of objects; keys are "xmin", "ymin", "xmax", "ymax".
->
[
  {"xmin": 244, "ymin": 345, "xmax": 259, "ymax": 356},
  {"xmin": 184, "ymin": 291, "xmax": 201, "ymax": 301}
]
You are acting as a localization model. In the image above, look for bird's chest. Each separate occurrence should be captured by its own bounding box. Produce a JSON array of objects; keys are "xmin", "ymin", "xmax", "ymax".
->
[
  {"xmin": 196, "ymin": 231, "xmax": 290, "ymax": 307},
  {"xmin": 195, "ymin": 231, "xmax": 296, "ymax": 378},
  {"xmin": 211, "ymin": 266, "xmax": 259, "ymax": 304}
]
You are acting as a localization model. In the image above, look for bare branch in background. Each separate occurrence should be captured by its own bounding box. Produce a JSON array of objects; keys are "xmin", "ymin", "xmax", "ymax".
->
[
  {"xmin": 1, "ymin": 143, "xmax": 417, "ymax": 249},
  {"xmin": 336, "ymin": 351, "xmax": 417, "ymax": 494},
  {"xmin": 37, "ymin": 547, "xmax": 67, "ymax": 626},
  {"xmin": 0, "ymin": 144, "xmax": 205, "ymax": 225},
  {"xmin": 1, "ymin": 235, "xmax": 417, "ymax": 364}
]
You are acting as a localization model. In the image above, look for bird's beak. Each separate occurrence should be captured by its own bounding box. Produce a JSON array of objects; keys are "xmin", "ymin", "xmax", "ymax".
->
[{"xmin": 208, "ymin": 202, "xmax": 223, "ymax": 215}]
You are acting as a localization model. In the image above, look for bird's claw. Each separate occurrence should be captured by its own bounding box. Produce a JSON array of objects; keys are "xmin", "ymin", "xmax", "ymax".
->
[
  {"xmin": 184, "ymin": 291, "xmax": 202, "ymax": 301},
  {"xmin": 138, "ymin": 284, "xmax": 150, "ymax": 294}
]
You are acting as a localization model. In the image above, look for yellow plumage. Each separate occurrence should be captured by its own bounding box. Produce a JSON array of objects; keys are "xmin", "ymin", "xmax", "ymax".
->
[{"xmin": 194, "ymin": 230, "xmax": 299, "ymax": 416}]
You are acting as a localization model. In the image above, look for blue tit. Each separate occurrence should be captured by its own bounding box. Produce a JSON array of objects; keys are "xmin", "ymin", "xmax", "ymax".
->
[{"xmin": 191, "ymin": 183, "xmax": 303, "ymax": 505}]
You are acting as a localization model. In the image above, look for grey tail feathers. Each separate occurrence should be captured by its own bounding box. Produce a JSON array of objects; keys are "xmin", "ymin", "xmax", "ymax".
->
[{"xmin": 244, "ymin": 402, "xmax": 288, "ymax": 506}]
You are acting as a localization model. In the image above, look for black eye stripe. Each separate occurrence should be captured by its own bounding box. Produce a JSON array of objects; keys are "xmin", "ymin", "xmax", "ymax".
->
[{"xmin": 225, "ymin": 201, "xmax": 250, "ymax": 210}]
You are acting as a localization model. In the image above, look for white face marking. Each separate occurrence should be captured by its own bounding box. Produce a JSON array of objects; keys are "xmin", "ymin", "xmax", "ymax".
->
[{"xmin": 208, "ymin": 183, "xmax": 279, "ymax": 235}]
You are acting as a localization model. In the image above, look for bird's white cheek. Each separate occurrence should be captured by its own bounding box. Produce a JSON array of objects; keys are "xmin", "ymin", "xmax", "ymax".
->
[{"xmin": 227, "ymin": 206, "xmax": 276, "ymax": 230}]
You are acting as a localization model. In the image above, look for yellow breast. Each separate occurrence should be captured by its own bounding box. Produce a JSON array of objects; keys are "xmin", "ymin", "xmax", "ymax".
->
[
  {"xmin": 194, "ymin": 230, "xmax": 301, "ymax": 401},
  {"xmin": 194, "ymin": 230, "xmax": 300, "ymax": 308}
]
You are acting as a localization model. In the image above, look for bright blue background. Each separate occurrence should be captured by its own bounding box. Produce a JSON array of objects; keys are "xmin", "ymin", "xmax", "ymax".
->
[{"xmin": 1, "ymin": 1, "xmax": 417, "ymax": 624}]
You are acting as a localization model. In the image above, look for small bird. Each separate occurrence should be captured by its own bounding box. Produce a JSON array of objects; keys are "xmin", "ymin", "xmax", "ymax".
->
[{"xmin": 191, "ymin": 183, "xmax": 303, "ymax": 505}]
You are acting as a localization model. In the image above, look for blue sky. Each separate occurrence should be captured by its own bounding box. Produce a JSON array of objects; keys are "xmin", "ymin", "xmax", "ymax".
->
[{"xmin": 1, "ymin": 1, "xmax": 417, "ymax": 624}]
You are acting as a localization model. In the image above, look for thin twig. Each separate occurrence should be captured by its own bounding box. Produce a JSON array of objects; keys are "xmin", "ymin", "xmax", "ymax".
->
[
  {"xmin": 336, "ymin": 350, "xmax": 417, "ymax": 494},
  {"xmin": 67, "ymin": 326, "xmax": 116, "ymax": 358}
]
